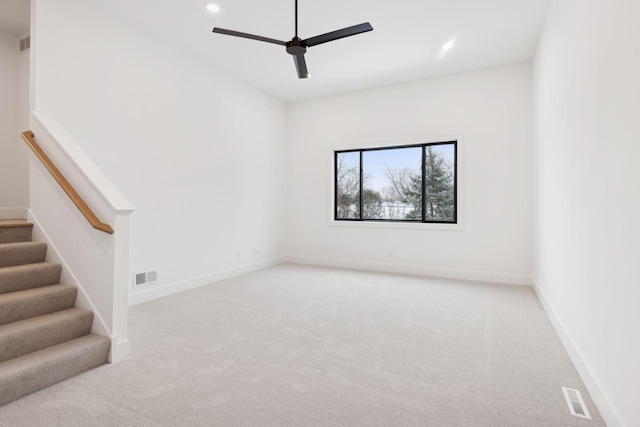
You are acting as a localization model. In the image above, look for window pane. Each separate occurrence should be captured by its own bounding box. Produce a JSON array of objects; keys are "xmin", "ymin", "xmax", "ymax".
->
[
  {"xmin": 424, "ymin": 144, "xmax": 455, "ymax": 221},
  {"xmin": 336, "ymin": 152, "xmax": 360, "ymax": 219},
  {"xmin": 362, "ymin": 147, "xmax": 422, "ymax": 220}
]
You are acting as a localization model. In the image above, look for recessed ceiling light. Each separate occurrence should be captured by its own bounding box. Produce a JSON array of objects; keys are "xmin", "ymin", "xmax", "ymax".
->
[
  {"xmin": 205, "ymin": 2, "xmax": 220, "ymax": 13},
  {"xmin": 441, "ymin": 38, "xmax": 455, "ymax": 54}
]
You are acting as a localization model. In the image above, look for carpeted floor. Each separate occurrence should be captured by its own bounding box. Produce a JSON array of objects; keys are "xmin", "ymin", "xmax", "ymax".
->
[{"xmin": 0, "ymin": 264, "xmax": 605, "ymax": 426}]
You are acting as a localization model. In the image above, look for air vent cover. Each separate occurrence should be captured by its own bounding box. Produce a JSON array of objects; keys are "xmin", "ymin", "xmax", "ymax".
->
[
  {"xmin": 133, "ymin": 270, "xmax": 158, "ymax": 288},
  {"xmin": 562, "ymin": 387, "xmax": 591, "ymax": 419},
  {"xmin": 19, "ymin": 36, "xmax": 30, "ymax": 52}
]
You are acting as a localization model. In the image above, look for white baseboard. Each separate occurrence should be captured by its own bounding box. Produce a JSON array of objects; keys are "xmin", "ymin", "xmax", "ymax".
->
[
  {"xmin": 108, "ymin": 338, "xmax": 130, "ymax": 364},
  {"xmin": 128, "ymin": 257, "xmax": 286, "ymax": 306},
  {"xmin": 284, "ymin": 255, "xmax": 532, "ymax": 286},
  {"xmin": 0, "ymin": 207, "xmax": 28, "ymax": 219},
  {"xmin": 533, "ymin": 280, "xmax": 625, "ymax": 427}
]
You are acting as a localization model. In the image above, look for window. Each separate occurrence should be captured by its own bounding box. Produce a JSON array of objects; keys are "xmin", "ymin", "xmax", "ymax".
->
[{"xmin": 334, "ymin": 141, "xmax": 457, "ymax": 223}]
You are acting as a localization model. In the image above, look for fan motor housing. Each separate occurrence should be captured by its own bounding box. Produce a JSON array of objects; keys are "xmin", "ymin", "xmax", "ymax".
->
[{"xmin": 286, "ymin": 38, "xmax": 307, "ymax": 56}]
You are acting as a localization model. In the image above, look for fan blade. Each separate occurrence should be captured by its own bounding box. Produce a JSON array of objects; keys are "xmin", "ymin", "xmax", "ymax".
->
[
  {"xmin": 293, "ymin": 55, "xmax": 309, "ymax": 79},
  {"xmin": 212, "ymin": 28, "xmax": 286, "ymax": 46},
  {"xmin": 303, "ymin": 23, "xmax": 373, "ymax": 47}
]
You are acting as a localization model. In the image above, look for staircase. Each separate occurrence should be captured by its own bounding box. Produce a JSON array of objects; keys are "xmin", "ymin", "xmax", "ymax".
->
[{"xmin": 0, "ymin": 219, "xmax": 110, "ymax": 406}]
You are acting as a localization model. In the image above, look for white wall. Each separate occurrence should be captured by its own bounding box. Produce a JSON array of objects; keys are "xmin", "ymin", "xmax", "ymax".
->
[
  {"xmin": 0, "ymin": 29, "xmax": 28, "ymax": 209},
  {"xmin": 286, "ymin": 63, "xmax": 533, "ymax": 284},
  {"xmin": 533, "ymin": 1, "xmax": 640, "ymax": 426},
  {"xmin": 17, "ymin": 34, "xmax": 30, "ymax": 154},
  {"xmin": 33, "ymin": 0, "xmax": 287, "ymax": 302}
]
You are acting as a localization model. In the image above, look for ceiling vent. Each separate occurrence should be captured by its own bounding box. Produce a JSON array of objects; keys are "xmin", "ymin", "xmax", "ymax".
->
[
  {"xmin": 134, "ymin": 270, "xmax": 158, "ymax": 288},
  {"xmin": 562, "ymin": 387, "xmax": 591, "ymax": 419},
  {"xmin": 19, "ymin": 36, "xmax": 30, "ymax": 52}
]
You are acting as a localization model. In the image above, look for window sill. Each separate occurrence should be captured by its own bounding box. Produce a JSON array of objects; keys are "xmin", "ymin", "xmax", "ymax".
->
[{"xmin": 328, "ymin": 220, "xmax": 463, "ymax": 231}]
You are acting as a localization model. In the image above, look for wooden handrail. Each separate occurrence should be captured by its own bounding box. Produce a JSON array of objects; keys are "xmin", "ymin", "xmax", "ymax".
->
[{"xmin": 21, "ymin": 131, "xmax": 114, "ymax": 234}]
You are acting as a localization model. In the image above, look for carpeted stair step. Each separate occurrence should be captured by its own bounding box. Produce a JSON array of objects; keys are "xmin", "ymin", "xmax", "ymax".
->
[
  {"xmin": 0, "ymin": 242, "xmax": 48, "ymax": 268},
  {"xmin": 0, "ymin": 219, "xmax": 111, "ymax": 406},
  {"xmin": 0, "ymin": 262, "xmax": 62, "ymax": 294},
  {"xmin": 0, "ymin": 307, "xmax": 93, "ymax": 364},
  {"xmin": 0, "ymin": 334, "xmax": 110, "ymax": 406},
  {"xmin": 0, "ymin": 220, "xmax": 33, "ymax": 244},
  {"xmin": 0, "ymin": 284, "xmax": 78, "ymax": 326}
]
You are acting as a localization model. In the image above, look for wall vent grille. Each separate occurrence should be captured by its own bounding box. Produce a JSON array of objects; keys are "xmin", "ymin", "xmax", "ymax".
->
[
  {"xmin": 134, "ymin": 270, "xmax": 158, "ymax": 288},
  {"xmin": 19, "ymin": 36, "xmax": 30, "ymax": 52},
  {"xmin": 562, "ymin": 387, "xmax": 591, "ymax": 419}
]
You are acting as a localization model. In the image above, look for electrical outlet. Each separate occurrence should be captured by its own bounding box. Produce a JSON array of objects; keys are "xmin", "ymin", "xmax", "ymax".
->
[
  {"xmin": 236, "ymin": 252, "xmax": 241, "ymax": 260},
  {"xmin": 389, "ymin": 250, "xmax": 393, "ymax": 257}
]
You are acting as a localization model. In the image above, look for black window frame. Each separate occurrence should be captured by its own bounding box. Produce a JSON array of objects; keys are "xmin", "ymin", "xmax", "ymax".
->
[{"xmin": 334, "ymin": 141, "xmax": 458, "ymax": 224}]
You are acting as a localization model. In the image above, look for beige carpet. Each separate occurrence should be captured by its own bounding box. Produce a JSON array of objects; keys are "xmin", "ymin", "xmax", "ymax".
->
[{"xmin": 0, "ymin": 264, "xmax": 605, "ymax": 426}]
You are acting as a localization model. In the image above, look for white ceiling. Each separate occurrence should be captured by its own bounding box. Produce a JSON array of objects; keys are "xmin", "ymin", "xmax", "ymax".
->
[
  {"xmin": 0, "ymin": 0, "xmax": 30, "ymax": 36},
  {"xmin": 3, "ymin": 0, "xmax": 550, "ymax": 102}
]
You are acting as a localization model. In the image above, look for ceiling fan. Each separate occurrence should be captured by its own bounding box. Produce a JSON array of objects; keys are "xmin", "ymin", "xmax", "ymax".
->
[{"xmin": 212, "ymin": 0, "xmax": 373, "ymax": 79}]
